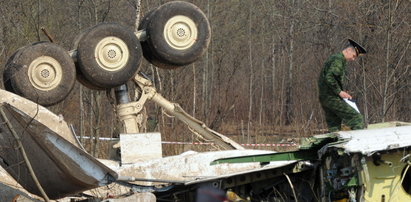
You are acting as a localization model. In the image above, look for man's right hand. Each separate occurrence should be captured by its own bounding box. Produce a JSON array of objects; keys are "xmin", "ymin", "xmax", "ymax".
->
[{"xmin": 339, "ymin": 91, "xmax": 352, "ymax": 99}]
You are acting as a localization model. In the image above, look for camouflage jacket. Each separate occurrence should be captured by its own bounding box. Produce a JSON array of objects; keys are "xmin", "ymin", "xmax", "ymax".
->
[{"xmin": 318, "ymin": 52, "xmax": 346, "ymax": 97}]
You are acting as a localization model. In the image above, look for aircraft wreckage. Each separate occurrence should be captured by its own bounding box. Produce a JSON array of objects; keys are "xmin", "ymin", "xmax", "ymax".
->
[{"xmin": 1, "ymin": 1, "xmax": 411, "ymax": 201}]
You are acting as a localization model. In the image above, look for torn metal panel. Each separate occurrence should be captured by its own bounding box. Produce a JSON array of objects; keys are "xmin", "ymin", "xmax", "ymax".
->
[
  {"xmin": 185, "ymin": 160, "xmax": 303, "ymax": 186},
  {"xmin": 333, "ymin": 126, "xmax": 411, "ymax": 155},
  {"xmin": 108, "ymin": 150, "xmax": 294, "ymax": 186},
  {"xmin": 0, "ymin": 89, "xmax": 80, "ymax": 147},
  {"xmin": 211, "ymin": 149, "xmax": 316, "ymax": 165},
  {"xmin": 0, "ymin": 103, "xmax": 117, "ymax": 199},
  {"xmin": 360, "ymin": 152, "xmax": 411, "ymax": 201},
  {"xmin": 210, "ymin": 133, "xmax": 338, "ymax": 165},
  {"xmin": 120, "ymin": 133, "xmax": 162, "ymax": 164}
]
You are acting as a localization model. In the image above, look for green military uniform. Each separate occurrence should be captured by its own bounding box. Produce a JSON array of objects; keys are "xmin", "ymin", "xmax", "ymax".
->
[{"xmin": 318, "ymin": 52, "xmax": 364, "ymax": 132}]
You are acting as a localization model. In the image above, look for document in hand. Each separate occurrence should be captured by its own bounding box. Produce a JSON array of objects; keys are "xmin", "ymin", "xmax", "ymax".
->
[{"xmin": 343, "ymin": 98, "xmax": 360, "ymax": 113}]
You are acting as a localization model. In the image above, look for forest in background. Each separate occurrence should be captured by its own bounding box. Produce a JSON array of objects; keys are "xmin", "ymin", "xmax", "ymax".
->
[{"xmin": 0, "ymin": 0, "xmax": 409, "ymax": 157}]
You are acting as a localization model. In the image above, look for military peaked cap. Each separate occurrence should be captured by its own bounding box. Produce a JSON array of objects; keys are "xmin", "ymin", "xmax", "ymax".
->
[{"xmin": 348, "ymin": 39, "xmax": 367, "ymax": 56}]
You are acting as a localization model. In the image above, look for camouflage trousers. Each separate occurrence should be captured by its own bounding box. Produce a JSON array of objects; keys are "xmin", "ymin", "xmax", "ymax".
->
[{"xmin": 319, "ymin": 95, "xmax": 364, "ymax": 132}]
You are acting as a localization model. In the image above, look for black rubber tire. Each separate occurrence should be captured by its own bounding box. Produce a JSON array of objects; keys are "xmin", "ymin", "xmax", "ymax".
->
[
  {"xmin": 145, "ymin": 1, "xmax": 211, "ymax": 68},
  {"xmin": 75, "ymin": 72, "xmax": 106, "ymax": 90},
  {"xmin": 138, "ymin": 8, "xmax": 162, "ymax": 65},
  {"xmin": 139, "ymin": 8, "xmax": 180, "ymax": 69},
  {"xmin": 72, "ymin": 27, "xmax": 106, "ymax": 90},
  {"xmin": 3, "ymin": 47, "xmax": 26, "ymax": 93},
  {"xmin": 72, "ymin": 27, "xmax": 94, "ymax": 50},
  {"xmin": 76, "ymin": 23, "xmax": 142, "ymax": 89},
  {"xmin": 4, "ymin": 42, "xmax": 76, "ymax": 106}
]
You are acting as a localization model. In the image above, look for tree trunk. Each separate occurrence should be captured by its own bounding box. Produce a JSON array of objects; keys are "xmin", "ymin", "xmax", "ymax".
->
[
  {"xmin": 90, "ymin": 92, "xmax": 94, "ymax": 155},
  {"xmin": 36, "ymin": 0, "xmax": 41, "ymax": 41},
  {"xmin": 247, "ymin": 2, "xmax": 253, "ymax": 141},
  {"xmin": 92, "ymin": 91, "xmax": 102, "ymax": 157},
  {"xmin": 259, "ymin": 61, "xmax": 265, "ymax": 126},
  {"xmin": 193, "ymin": 63, "xmax": 196, "ymax": 116},
  {"xmin": 134, "ymin": 0, "xmax": 141, "ymax": 31},
  {"xmin": 285, "ymin": 0, "xmax": 295, "ymax": 125},
  {"xmin": 77, "ymin": 0, "xmax": 84, "ymax": 145},
  {"xmin": 271, "ymin": 37, "xmax": 277, "ymax": 124},
  {"xmin": 382, "ymin": 1, "xmax": 392, "ymax": 122},
  {"xmin": 202, "ymin": 0, "xmax": 210, "ymax": 120}
]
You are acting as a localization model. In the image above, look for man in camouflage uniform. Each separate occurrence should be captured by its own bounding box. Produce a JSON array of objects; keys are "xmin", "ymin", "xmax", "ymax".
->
[{"xmin": 318, "ymin": 39, "xmax": 367, "ymax": 132}]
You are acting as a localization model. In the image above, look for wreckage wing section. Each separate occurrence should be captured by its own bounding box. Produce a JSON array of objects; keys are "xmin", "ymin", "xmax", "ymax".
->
[
  {"xmin": 331, "ymin": 126, "xmax": 411, "ymax": 155},
  {"xmin": 0, "ymin": 96, "xmax": 117, "ymax": 199}
]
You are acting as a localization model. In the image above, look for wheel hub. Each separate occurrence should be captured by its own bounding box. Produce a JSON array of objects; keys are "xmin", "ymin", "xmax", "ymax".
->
[
  {"xmin": 164, "ymin": 15, "xmax": 198, "ymax": 50},
  {"xmin": 41, "ymin": 69, "xmax": 50, "ymax": 78},
  {"xmin": 95, "ymin": 36, "xmax": 129, "ymax": 71},
  {"xmin": 28, "ymin": 56, "xmax": 62, "ymax": 91}
]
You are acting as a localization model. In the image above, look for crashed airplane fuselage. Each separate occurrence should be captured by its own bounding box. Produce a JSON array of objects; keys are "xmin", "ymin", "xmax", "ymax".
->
[
  {"xmin": 0, "ymin": 88, "xmax": 410, "ymax": 201},
  {"xmin": 211, "ymin": 122, "xmax": 411, "ymax": 201},
  {"xmin": 0, "ymin": 1, "xmax": 410, "ymax": 200}
]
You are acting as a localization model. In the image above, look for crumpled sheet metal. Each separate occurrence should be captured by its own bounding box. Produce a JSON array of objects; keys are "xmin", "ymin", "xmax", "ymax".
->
[
  {"xmin": 0, "ymin": 89, "xmax": 80, "ymax": 147},
  {"xmin": 109, "ymin": 149, "xmax": 294, "ymax": 186},
  {"xmin": 0, "ymin": 91, "xmax": 117, "ymax": 199},
  {"xmin": 333, "ymin": 126, "xmax": 411, "ymax": 155}
]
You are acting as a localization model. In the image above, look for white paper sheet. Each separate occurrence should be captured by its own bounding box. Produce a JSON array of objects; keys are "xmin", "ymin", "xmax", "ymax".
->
[{"xmin": 343, "ymin": 98, "xmax": 360, "ymax": 113}]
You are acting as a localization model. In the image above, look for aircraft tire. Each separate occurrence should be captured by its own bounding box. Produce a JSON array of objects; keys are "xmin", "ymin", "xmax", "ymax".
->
[
  {"xmin": 144, "ymin": 1, "xmax": 211, "ymax": 69},
  {"xmin": 75, "ymin": 23, "xmax": 142, "ymax": 89},
  {"xmin": 3, "ymin": 42, "xmax": 76, "ymax": 106}
]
